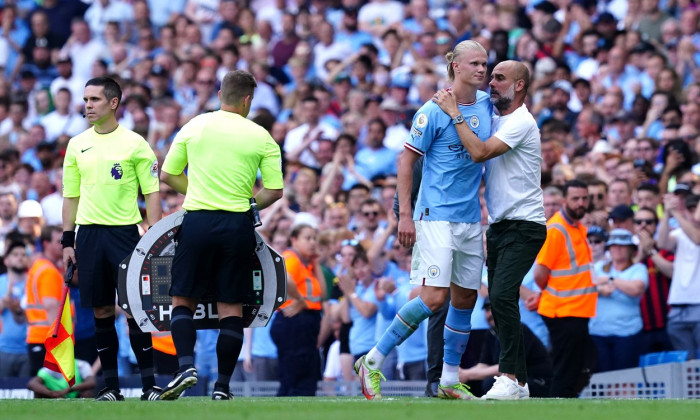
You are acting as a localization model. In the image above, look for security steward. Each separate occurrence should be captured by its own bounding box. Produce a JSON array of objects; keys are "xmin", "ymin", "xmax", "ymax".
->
[
  {"xmin": 62, "ymin": 77, "xmax": 163, "ymax": 402},
  {"xmin": 533, "ymin": 179, "xmax": 597, "ymax": 398},
  {"xmin": 159, "ymin": 69, "xmax": 284, "ymax": 401}
]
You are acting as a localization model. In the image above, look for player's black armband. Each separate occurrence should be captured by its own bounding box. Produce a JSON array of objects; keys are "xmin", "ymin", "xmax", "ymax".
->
[{"xmin": 61, "ymin": 231, "xmax": 76, "ymax": 248}]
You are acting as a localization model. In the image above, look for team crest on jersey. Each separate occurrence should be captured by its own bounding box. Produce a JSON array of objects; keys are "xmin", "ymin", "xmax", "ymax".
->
[
  {"xmin": 469, "ymin": 116, "xmax": 480, "ymax": 129},
  {"xmin": 415, "ymin": 113, "xmax": 428, "ymax": 128},
  {"xmin": 111, "ymin": 163, "xmax": 123, "ymax": 180},
  {"xmin": 150, "ymin": 159, "xmax": 159, "ymax": 178},
  {"xmin": 428, "ymin": 265, "xmax": 440, "ymax": 278}
]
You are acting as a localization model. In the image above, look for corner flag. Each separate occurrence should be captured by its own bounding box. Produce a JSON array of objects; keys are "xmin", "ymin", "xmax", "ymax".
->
[{"xmin": 44, "ymin": 263, "xmax": 76, "ymax": 386}]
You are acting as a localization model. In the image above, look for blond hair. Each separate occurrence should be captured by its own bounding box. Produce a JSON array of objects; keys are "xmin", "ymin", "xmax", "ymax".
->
[{"xmin": 445, "ymin": 40, "xmax": 487, "ymax": 82}]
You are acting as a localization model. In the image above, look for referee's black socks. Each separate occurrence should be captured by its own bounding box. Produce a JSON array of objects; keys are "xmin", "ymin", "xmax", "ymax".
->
[
  {"xmin": 127, "ymin": 317, "xmax": 156, "ymax": 391},
  {"xmin": 94, "ymin": 316, "xmax": 120, "ymax": 391},
  {"xmin": 170, "ymin": 306, "xmax": 196, "ymax": 371},
  {"xmin": 215, "ymin": 316, "xmax": 244, "ymax": 392}
]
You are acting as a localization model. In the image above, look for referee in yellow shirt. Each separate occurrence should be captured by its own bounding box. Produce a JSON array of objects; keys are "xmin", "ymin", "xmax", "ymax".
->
[
  {"xmin": 159, "ymin": 70, "xmax": 284, "ymax": 400},
  {"xmin": 61, "ymin": 77, "xmax": 163, "ymax": 402}
]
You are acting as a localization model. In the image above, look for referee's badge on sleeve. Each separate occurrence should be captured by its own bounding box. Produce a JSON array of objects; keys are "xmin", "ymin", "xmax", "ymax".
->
[{"xmin": 150, "ymin": 159, "xmax": 159, "ymax": 178}]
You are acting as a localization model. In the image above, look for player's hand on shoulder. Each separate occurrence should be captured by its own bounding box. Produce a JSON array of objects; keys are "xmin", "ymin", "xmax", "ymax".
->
[{"xmin": 432, "ymin": 89, "xmax": 458, "ymax": 117}]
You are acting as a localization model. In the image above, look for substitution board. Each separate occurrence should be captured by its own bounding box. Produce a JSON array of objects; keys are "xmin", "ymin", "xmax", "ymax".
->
[{"xmin": 117, "ymin": 210, "xmax": 287, "ymax": 331}]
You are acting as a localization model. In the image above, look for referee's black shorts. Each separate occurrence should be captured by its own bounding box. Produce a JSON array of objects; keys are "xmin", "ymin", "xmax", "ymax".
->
[
  {"xmin": 76, "ymin": 224, "xmax": 140, "ymax": 308},
  {"xmin": 170, "ymin": 210, "xmax": 256, "ymax": 303}
]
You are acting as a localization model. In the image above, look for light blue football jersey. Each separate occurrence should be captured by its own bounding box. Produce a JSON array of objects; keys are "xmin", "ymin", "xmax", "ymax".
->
[{"xmin": 404, "ymin": 90, "xmax": 492, "ymax": 223}]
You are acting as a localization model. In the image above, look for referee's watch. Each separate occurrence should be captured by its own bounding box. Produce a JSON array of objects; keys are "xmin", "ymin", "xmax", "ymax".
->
[{"xmin": 452, "ymin": 114, "xmax": 465, "ymax": 125}]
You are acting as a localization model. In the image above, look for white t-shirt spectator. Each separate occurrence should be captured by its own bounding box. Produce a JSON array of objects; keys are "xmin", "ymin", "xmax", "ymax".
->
[
  {"xmin": 84, "ymin": 0, "xmax": 134, "ymax": 41},
  {"xmin": 40, "ymin": 111, "xmax": 87, "ymax": 143},
  {"xmin": 283, "ymin": 123, "xmax": 338, "ymax": 169}
]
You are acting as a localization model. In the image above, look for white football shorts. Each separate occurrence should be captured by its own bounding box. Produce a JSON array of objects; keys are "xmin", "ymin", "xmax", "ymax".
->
[{"xmin": 410, "ymin": 220, "xmax": 483, "ymax": 290}]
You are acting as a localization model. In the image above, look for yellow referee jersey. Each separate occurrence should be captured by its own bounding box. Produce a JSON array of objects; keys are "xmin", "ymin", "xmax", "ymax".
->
[
  {"xmin": 63, "ymin": 125, "xmax": 160, "ymax": 225},
  {"xmin": 161, "ymin": 110, "xmax": 283, "ymax": 212}
]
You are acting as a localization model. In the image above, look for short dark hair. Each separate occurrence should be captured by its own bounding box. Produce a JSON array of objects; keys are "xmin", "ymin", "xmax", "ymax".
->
[
  {"xmin": 587, "ymin": 177, "xmax": 608, "ymax": 192},
  {"xmin": 301, "ymin": 96, "xmax": 319, "ymax": 105},
  {"xmin": 635, "ymin": 206, "xmax": 659, "ymax": 224},
  {"xmin": 563, "ymin": 179, "xmax": 589, "ymax": 197},
  {"xmin": 290, "ymin": 223, "xmax": 315, "ymax": 239},
  {"xmin": 368, "ymin": 117, "xmax": 387, "ymax": 134},
  {"xmin": 40, "ymin": 225, "xmax": 61, "ymax": 246},
  {"xmin": 636, "ymin": 183, "xmax": 660, "ymax": 195},
  {"xmin": 4, "ymin": 241, "xmax": 27, "ymax": 259},
  {"xmin": 85, "ymin": 77, "xmax": 123, "ymax": 108},
  {"xmin": 220, "ymin": 70, "xmax": 257, "ymax": 105},
  {"xmin": 349, "ymin": 183, "xmax": 370, "ymax": 193}
]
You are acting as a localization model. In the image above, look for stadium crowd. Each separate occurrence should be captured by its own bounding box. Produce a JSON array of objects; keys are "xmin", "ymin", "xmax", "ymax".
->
[{"xmin": 1, "ymin": 0, "xmax": 700, "ymax": 399}]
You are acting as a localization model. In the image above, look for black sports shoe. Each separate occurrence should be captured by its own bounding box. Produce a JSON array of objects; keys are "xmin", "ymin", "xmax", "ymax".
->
[
  {"xmin": 95, "ymin": 388, "xmax": 125, "ymax": 401},
  {"xmin": 212, "ymin": 390, "xmax": 234, "ymax": 400},
  {"xmin": 141, "ymin": 386, "xmax": 163, "ymax": 401},
  {"xmin": 160, "ymin": 367, "xmax": 198, "ymax": 400},
  {"xmin": 424, "ymin": 381, "xmax": 439, "ymax": 398}
]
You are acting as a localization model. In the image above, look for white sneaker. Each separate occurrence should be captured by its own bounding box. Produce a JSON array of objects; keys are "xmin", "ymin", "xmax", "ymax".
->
[
  {"xmin": 518, "ymin": 383, "xmax": 530, "ymax": 399},
  {"xmin": 481, "ymin": 375, "xmax": 520, "ymax": 400}
]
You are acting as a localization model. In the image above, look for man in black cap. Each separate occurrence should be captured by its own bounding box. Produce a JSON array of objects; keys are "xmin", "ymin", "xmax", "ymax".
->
[{"xmin": 609, "ymin": 204, "xmax": 635, "ymax": 232}]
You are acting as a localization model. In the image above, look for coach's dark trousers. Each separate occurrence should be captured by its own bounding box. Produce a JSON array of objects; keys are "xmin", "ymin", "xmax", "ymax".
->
[
  {"xmin": 426, "ymin": 298, "xmax": 449, "ymax": 388},
  {"xmin": 270, "ymin": 310, "xmax": 321, "ymax": 396},
  {"xmin": 486, "ymin": 220, "xmax": 546, "ymax": 384}
]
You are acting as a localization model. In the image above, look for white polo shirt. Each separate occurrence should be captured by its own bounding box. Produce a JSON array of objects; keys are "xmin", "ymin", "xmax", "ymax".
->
[{"xmin": 484, "ymin": 104, "xmax": 546, "ymax": 225}]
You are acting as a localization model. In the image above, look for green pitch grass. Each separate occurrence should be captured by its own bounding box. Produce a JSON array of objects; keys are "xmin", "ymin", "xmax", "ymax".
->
[{"xmin": 4, "ymin": 397, "xmax": 699, "ymax": 420}]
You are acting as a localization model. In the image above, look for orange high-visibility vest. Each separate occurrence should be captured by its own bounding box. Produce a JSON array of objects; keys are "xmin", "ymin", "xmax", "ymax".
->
[
  {"xmin": 537, "ymin": 211, "xmax": 597, "ymax": 318},
  {"xmin": 25, "ymin": 259, "xmax": 63, "ymax": 344},
  {"xmin": 151, "ymin": 331, "xmax": 176, "ymax": 355},
  {"xmin": 279, "ymin": 249, "xmax": 323, "ymax": 311}
]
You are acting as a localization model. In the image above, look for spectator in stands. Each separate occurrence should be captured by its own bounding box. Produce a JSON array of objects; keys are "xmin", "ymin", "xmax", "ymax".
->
[
  {"xmin": 609, "ymin": 204, "xmax": 635, "ymax": 232},
  {"xmin": 22, "ymin": 11, "xmax": 62, "ymax": 65},
  {"xmin": 587, "ymin": 178, "xmax": 608, "ymax": 212},
  {"xmin": 0, "ymin": 241, "xmax": 30, "ymax": 378},
  {"xmin": 608, "ymin": 179, "xmax": 633, "ymax": 208},
  {"xmin": 658, "ymin": 193, "xmax": 700, "ymax": 359},
  {"xmin": 354, "ymin": 118, "xmax": 398, "ymax": 182},
  {"xmin": 590, "ymin": 229, "xmax": 648, "ymax": 372},
  {"xmin": 634, "ymin": 207, "xmax": 675, "ymax": 354},
  {"xmin": 587, "ymin": 225, "xmax": 609, "ymax": 264},
  {"xmin": 284, "ymin": 96, "xmax": 338, "ymax": 171},
  {"xmin": 60, "ymin": 19, "xmax": 104, "ymax": 83},
  {"xmin": 542, "ymin": 186, "xmax": 563, "ymax": 221},
  {"xmin": 338, "ymin": 252, "xmax": 378, "ymax": 361},
  {"xmin": 40, "ymin": 88, "xmax": 86, "ymax": 143}
]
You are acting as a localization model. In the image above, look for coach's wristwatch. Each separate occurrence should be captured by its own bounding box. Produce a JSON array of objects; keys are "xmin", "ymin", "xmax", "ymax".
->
[{"xmin": 452, "ymin": 114, "xmax": 464, "ymax": 125}]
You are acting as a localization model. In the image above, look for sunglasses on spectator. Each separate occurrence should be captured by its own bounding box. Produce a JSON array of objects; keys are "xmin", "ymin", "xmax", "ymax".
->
[
  {"xmin": 588, "ymin": 238, "xmax": 605, "ymax": 245},
  {"xmin": 634, "ymin": 218, "xmax": 655, "ymax": 225},
  {"xmin": 589, "ymin": 193, "xmax": 604, "ymax": 200},
  {"xmin": 363, "ymin": 211, "xmax": 379, "ymax": 217},
  {"xmin": 341, "ymin": 239, "xmax": 359, "ymax": 246}
]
